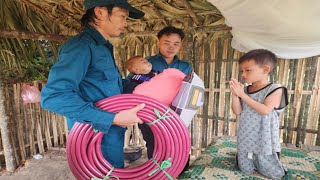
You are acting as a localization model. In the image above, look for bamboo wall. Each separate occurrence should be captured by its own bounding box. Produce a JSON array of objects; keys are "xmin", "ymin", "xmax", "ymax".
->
[
  {"xmin": 0, "ymin": 82, "xmax": 68, "ymax": 170},
  {"xmin": 190, "ymin": 37, "xmax": 320, "ymax": 156},
  {"xmin": 0, "ymin": 36, "xmax": 319, "ymax": 170}
]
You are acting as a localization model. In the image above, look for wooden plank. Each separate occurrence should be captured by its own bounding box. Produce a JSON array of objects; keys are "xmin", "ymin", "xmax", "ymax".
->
[
  {"xmin": 287, "ymin": 60, "xmax": 297, "ymax": 143},
  {"xmin": 294, "ymin": 59, "xmax": 306, "ymax": 146},
  {"xmin": 281, "ymin": 60, "xmax": 290, "ymax": 143},
  {"xmin": 223, "ymin": 38, "xmax": 232, "ymax": 135},
  {"xmin": 202, "ymin": 37, "xmax": 210, "ymax": 147},
  {"xmin": 0, "ymin": 29, "xmax": 70, "ymax": 42},
  {"xmin": 31, "ymin": 81, "xmax": 44, "ymax": 153},
  {"xmin": 29, "ymin": 104, "xmax": 39, "ymax": 154},
  {"xmin": 192, "ymin": 36, "xmax": 204, "ymax": 157},
  {"xmin": 231, "ymin": 50, "xmax": 241, "ymax": 135},
  {"xmin": 24, "ymin": 103, "xmax": 36, "ymax": 155},
  {"xmin": 199, "ymin": 39, "xmax": 205, "ymax": 147},
  {"xmin": 64, "ymin": 117, "xmax": 68, "ymax": 143},
  {"xmin": 207, "ymin": 39, "xmax": 216, "ymax": 142},
  {"xmin": 44, "ymin": 111, "xmax": 52, "ymax": 148},
  {"xmin": 315, "ymin": 88, "xmax": 320, "ymax": 145},
  {"xmin": 1, "ymin": 84, "xmax": 17, "ymax": 171},
  {"xmin": 300, "ymin": 58, "xmax": 314, "ymax": 145},
  {"xmin": 52, "ymin": 114, "xmax": 59, "ymax": 147},
  {"xmin": 36, "ymin": 104, "xmax": 44, "ymax": 153},
  {"xmin": 13, "ymin": 84, "xmax": 26, "ymax": 162},
  {"xmin": 58, "ymin": 116, "xmax": 64, "ymax": 145},
  {"xmin": 4, "ymin": 85, "xmax": 15, "ymax": 166},
  {"xmin": 306, "ymin": 58, "xmax": 320, "ymax": 145},
  {"xmin": 213, "ymin": 38, "xmax": 223, "ymax": 136},
  {"xmin": 313, "ymin": 58, "xmax": 320, "ymax": 145}
]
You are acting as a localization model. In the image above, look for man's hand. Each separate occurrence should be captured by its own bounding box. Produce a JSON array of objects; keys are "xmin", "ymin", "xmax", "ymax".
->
[{"xmin": 113, "ymin": 103, "xmax": 145, "ymax": 128}]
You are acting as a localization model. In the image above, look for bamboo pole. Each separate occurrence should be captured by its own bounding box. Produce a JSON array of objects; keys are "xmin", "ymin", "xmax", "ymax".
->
[
  {"xmin": 230, "ymin": 50, "xmax": 241, "ymax": 136},
  {"xmin": 0, "ymin": 29, "xmax": 70, "ymax": 41},
  {"xmin": 306, "ymin": 58, "xmax": 320, "ymax": 145},
  {"xmin": 35, "ymin": 104, "xmax": 44, "ymax": 153},
  {"xmin": 287, "ymin": 60, "xmax": 297, "ymax": 143},
  {"xmin": 202, "ymin": 37, "xmax": 210, "ymax": 147},
  {"xmin": 207, "ymin": 40, "xmax": 216, "ymax": 142},
  {"xmin": 29, "ymin": 104, "xmax": 38, "ymax": 153},
  {"xmin": 64, "ymin": 117, "xmax": 69, "ymax": 142},
  {"xmin": 300, "ymin": 59, "xmax": 314, "ymax": 145},
  {"xmin": 44, "ymin": 111, "xmax": 53, "ymax": 148},
  {"xmin": 213, "ymin": 39, "xmax": 221, "ymax": 136},
  {"xmin": 52, "ymin": 114, "xmax": 59, "ymax": 147},
  {"xmin": 222, "ymin": 39, "xmax": 231, "ymax": 135},
  {"xmin": 294, "ymin": 59, "xmax": 306, "ymax": 146},
  {"xmin": 192, "ymin": 36, "xmax": 203, "ymax": 156},
  {"xmin": 13, "ymin": 84, "xmax": 26, "ymax": 162},
  {"xmin": 58, "ymin": 116, "xmax": 65, "ymax": 145},
  {"xmin": 281, "ymin": 60, "xmax": 290, "ymax": 143},
  {"xmin": 0, "ymin": 81, "xmax": 16, "ymax": 171}
]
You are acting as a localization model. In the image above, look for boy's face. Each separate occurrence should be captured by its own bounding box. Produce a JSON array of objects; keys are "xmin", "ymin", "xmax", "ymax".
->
[
  {"xmin": 131, "ymin": 57, "xmax": 152, "ymax": 74},
  {"xmin": 239, "ymin": 59, "xmax": 269, "ymax": 84},
  {"xmin": 158, "ymin": 33, "xmax": 182, "ymax": 61}
]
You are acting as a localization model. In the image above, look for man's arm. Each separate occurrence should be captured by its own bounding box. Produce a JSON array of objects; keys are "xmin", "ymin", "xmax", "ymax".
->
[
  {"xmin": 41, "ymin": 43, "xmax": 144, "ymax": 132},
  {"xmin": 40, "ymin": 43, "xmax": 117, "ymax": 133}
]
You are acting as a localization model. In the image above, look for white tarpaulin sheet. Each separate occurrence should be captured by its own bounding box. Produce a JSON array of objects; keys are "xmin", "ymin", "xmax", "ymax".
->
[{"xmin": 208, "ymin": 0, "xmax": 320, "ymax": 59}]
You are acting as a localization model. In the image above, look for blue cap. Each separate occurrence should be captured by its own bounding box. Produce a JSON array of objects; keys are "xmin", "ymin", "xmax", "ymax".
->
[{"xmin": 84, "ymin": 0, "xmax": 144, "ymax": 19}]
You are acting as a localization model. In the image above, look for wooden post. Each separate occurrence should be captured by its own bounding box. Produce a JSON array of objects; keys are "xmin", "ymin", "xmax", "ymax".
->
[{"xmin": 0, "ymin": 81, "xmax": 16, "ymax": 171}]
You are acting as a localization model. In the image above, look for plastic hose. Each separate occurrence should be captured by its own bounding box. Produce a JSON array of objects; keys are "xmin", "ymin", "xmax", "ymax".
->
[{"xmin": 66, "ymin": 94, "xmax": 191, "ymax": 180}]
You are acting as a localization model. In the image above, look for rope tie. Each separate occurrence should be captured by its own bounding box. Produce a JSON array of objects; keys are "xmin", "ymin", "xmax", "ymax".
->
[
  {"xmin": 91, "ymin": 167, "xmax": 119, "ymax": 180},
  {"xmin": 148, "ymin": 158, "xmax": 173, "ymax": 180},
  {"xmin": 147, "ymin": 108, "xmax": 172, "ymax": 125}
]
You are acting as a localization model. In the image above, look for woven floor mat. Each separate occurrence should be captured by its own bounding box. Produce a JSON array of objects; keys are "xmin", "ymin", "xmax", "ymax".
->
[{"xmin": 178, "ymin": 136, "xmax": 320, "ymax": 180}]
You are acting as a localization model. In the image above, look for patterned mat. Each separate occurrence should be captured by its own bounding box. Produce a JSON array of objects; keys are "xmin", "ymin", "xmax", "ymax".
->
[{"xmin": 178, "ymin": 136, "xmax": 320, "ymax": 180}]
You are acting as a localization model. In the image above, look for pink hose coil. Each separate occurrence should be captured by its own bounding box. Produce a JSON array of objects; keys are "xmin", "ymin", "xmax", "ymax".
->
[{"xmin": 66, "ymin": 94, "xmax": 191, "ymax": 180}]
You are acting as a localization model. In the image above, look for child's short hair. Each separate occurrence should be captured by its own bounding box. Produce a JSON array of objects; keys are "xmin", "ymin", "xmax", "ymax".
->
[
  {"xmin": 125, "ymin": 55, "xmax": 143, "ymax": 72},
  {"xmin": 157, "ymin": 26, "xmax": 185, "ymax": 40},
  {"xmin": 239, "ymin": 49, "xmax": 277, "ymax": 73}
]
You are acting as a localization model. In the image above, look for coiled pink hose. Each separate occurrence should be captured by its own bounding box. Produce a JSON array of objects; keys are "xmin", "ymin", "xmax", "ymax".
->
[{"xmin": 66, "ymin": 94, "xmax": 191, "ymax": 180}]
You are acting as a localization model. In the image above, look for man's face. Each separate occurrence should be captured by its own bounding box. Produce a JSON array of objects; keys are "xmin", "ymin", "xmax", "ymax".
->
[
  {"xmin": 158, "ymin": 33, "xmax": 182, "ymax": 62},
  {"xmin": 98, "ymin": 7, "xmax": 129, "ymax": 38}
]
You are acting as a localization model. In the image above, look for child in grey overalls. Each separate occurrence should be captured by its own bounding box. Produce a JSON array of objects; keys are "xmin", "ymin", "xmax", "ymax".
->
[{"xmin": 230, "ymin": 49, "xmax": 288, "ymax": 179}]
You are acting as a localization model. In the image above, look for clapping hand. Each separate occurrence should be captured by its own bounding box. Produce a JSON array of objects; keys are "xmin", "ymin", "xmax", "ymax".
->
[{"xmin": 229, "ymin": 78, "xmax": 245, "ymax": 98}]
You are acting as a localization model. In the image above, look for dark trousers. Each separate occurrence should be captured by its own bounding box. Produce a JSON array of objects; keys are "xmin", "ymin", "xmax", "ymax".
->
[{"xmin": 138, "ymin": 123, "xmax": 190, "ymax": 174}]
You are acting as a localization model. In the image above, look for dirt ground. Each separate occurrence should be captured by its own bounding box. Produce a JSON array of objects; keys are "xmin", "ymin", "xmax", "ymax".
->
[
  {"xmin": 0, "ymin": 148, "xmax": 148, "ymax": 180},
  {"xmin": 0, "ymin": 148, "xmax": 75, "ymax": 180}
]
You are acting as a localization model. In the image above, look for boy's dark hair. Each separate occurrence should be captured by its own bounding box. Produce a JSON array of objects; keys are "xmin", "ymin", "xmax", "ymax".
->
[
  {"xmin": 239, "ymin": 49, "xmax": 277, "ymax": 73},
  {"xmin": 157, "ymin": 26, "xmax": 185, "ymax": 40},
  {"xmin": 81, "ymin": 5, "xmax": 114, "ymax": 27}
]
